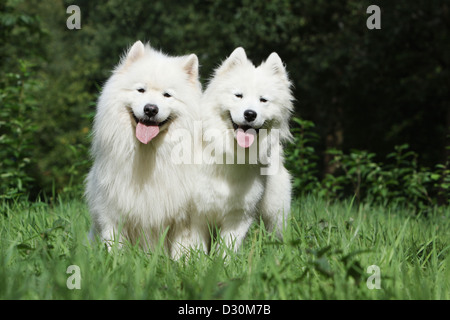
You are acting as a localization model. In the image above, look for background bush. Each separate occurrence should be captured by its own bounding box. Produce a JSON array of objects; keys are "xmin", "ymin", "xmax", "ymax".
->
[
  {"xmin": 0, "ymin": 61, "xmax": 40, "ymax": 199},
  {"xmin": 0, "ymin": 0, "xmax": 448, "ymax": 209},
  {"xmin": 287, "ymin": 119, "xmax": 449, "ymax": 210}
]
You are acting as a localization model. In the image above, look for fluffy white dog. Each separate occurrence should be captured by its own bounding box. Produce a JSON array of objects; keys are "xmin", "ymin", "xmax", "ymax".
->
[
  {"xmin": 85, "ymin": 41, "xmax": 202, "ymax": 258},
  {"xmin": 191, "ymin": 47, "xmax": 294, "ymax": 254}
]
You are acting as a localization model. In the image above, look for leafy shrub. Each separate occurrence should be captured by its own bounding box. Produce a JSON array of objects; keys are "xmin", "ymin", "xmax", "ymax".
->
[
  {"xmin": 320, "ymin": 149, "xmax": 380, "ymax": 204},
  {"xmin": 285, "ymin": 117, "xmax": 320, "ymax": 196},
  {"xmin": 0, "ymin": 60, "xmax": 40, "ymax": 199},
  {"xmin": 432, "ymin": 160, "xmax": 450, "ymax": 205},
  {"xmin": 287, "ymin": 118, "xmax": 449, "ymax": 210}
]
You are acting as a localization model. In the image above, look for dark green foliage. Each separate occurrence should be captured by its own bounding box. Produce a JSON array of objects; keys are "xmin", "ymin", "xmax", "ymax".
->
[
  {"xmin": 285, "ymin": 117, "xmax": 320, "ymax": 194},
  {"xmin": 0, "ymin": 61, "xmax": 40, "ymax": 199},
  {"xmin": 287, "ymin": 119, "xmax": 449, "ymax": 209},
  {"xmin": 0, "ymin": 0, "xmax": 448, "ymax": 206}
]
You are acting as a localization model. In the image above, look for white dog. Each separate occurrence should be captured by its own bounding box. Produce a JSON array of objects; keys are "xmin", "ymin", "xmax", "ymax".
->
[
  {"xmin": 190, "ymin": 47, "xmax": 294, "ymax": 254},
  {"xmin": 85, "ymin": 41, "xmax": 202, "ymax": 258}
]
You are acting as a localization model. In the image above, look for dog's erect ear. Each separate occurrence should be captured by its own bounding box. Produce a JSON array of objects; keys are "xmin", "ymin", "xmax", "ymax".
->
[
  {"xmin": 263, "ymin": 52, "xmax": 288, "ymax": 80},
  {"xmin": 215, "ymin": 47, "xmax": 247, "ymax": 76},
  {"xmin": 120, "ymin": 41, "xmax": 145, "ymax": 68},
  {"xmin": 183, "ymin": 54, "xmax": 199, "ymax": 83}
]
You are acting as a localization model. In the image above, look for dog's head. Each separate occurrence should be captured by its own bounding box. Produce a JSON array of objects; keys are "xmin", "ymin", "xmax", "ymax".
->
[
  {"xmin": 112, "ymin": 41, "xmax": 201, "ymax": 144},
  {"xmin": 205, "ymin": 47, "xmax": 294, "ymax": 149}
]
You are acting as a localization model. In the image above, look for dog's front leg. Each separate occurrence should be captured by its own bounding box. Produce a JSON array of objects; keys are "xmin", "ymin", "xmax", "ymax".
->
[
  {"xmin": 88, "ymin": 220, "xmax": 124, "ymax": 251},
  {"xmin": 169, "ymin": 218, "xmax": 209, "ymax": 260},
  {"xmin": 219, "ymin": 212, "xmax": 253, "ymax": 255},
  {"xmin": 259, "ymin": 164, "xmax": 292, "ymax": 240}
]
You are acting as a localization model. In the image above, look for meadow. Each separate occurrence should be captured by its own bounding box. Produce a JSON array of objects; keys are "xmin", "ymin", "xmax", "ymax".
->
[{"xmin": 1, "ymin": 196, "xmax": 448, "ymax": 300}]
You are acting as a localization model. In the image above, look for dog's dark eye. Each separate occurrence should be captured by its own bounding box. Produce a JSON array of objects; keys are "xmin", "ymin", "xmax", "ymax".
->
[
  {"xmin": 163, "ymin": 92, "xmax": 172, "ymax": 98},
  {"xmin": 235, "ymin": 93, "xmax": 243, "ymax": 99},
  {"xmin": 137, "ymin": 88, "xmax": 145, "ymax": 93},
  {"xmin": 260, "ymin": 97, "xmax": 268, "ymax": 103}
]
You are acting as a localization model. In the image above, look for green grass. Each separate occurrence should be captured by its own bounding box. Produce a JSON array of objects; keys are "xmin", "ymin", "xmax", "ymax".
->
[{"xmin": 0, "ymin": 196, "xmax": 449, "ymax": 299}]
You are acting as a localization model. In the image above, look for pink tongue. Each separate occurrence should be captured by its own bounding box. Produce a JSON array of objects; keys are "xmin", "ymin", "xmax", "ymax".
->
[
  {"xmin": 136, "ymin": 122, "xmax": 159, "ymax": 144},
  {"xmin": 236, "ymin": 129, "xmax": 255, "ymax": 148}
]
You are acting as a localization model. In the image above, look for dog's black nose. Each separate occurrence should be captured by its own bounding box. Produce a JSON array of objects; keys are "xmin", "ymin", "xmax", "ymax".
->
[
  {"xmin": 244, "ymin": 109, "xmax": 257, "ymax": 122},
  {"xmin": 144, "ymin": 104, "xmax": 159, "ymax": 117}
]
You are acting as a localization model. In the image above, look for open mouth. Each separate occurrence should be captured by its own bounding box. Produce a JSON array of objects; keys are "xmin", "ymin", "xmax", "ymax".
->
[
  {"xmin": 131, "ymin": 112, "xmax": 171, "ymax": 128},
  {"xmin": 130, "ymin": 110, "xmax": 173, "ymax": 144},
  {"xmin": 229, "ymin": 112, "xmax": 259, "ymax": 148}
]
